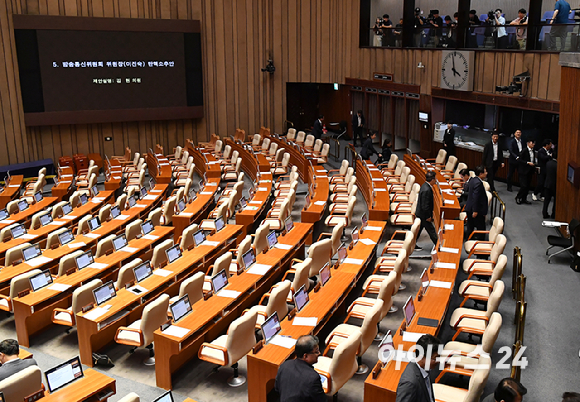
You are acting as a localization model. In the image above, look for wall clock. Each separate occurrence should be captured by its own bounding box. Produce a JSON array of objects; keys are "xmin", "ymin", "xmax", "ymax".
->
[{"xmin": 440, "ymin": 50, "xmax": 475, "ymax": 91}]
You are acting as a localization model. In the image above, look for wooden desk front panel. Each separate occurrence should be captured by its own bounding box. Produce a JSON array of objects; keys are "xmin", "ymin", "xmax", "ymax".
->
[
  {"xmin": 356, "ymin": 160, "xmax": 390, "ymax": 221},
  {"xmin": 301, "ymin": 166, "xmax": 329, "ymax": 224},
  {"xmin": 147, "ymin": 153, "xmax": 173, "ymax": 184},
  {"xmin": 0, "ymin": 175, "xmax": 23, "ymax": 209},
  {"xmin": 51, "ymin": 166, "xmax": 74, "ymax": 201}
]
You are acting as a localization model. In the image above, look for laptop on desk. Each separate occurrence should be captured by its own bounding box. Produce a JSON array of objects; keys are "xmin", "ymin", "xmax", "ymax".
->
[
  {"xmin": 112, "ymin": 234, "xmax": 128, "ymax": 251},
  {"xmin": 141, "ymin": 220, "xmax": 154, "ymax": 235},
  {"xmin": 39, "ymin": 213, "xmax": 53, "ymax": 227},
  {"xmin": 75, "ymin": 251, "xmax": 94, "ymax": 271},
  {"xmin": 58, "ymin": 230, "xmax": 74, "ymax": 246},
  {"xmin": 211, "ymin": 269, "xmax": 228, "ymax": 294},
  {"xmin": 88, "ymin": 217, "xmax": 101, "ymax": 231},
  {"xmin": 267, "ymin": 231, "xmax": 278, "ymax": 250},
  {"xmin": 23, "ymin": 244, "xmax": 42, "ymax": 262},
  {"xmin": 261, "ymin": 312, "xmax": 281, "ymax": 344},
  {"xmin": 10, "ymin": 224, "xmax": 27, "ymax": 239},
  {"xmin": 45, "ymin": 356, "xmax": 84, "ymax": 393},
  {"xmin": 166, "ymin": 244, "xmax": 182, "ymax": 264},
  {"xmin": 193, "ymin": 230, "xmax": 206, "ymax": 247},
  {"xmin": 133, "ymin": 261, "xmax": 153, "ymax": 284},
  {"xmin": 62, "ymin": 202, "xmax": 73, "ymax": 216},
  {"xmin": 29, "ymin": 270, "xmax": 53, "ymax": 292},
  {"xmin": 242, "ymin": 248, "xmax": 256, "ymax": 270},
  {"xmin": 34, "ymin": 191, "xmax": 43, "ymax": 203},
  {"xmin": 93, "ymin": 281, "xmax": 116, "ymax": 306},
  {"xmin": 319, "ymin": 263, "xmax": 331, "ymax": 286},
  {"xmin": 293, "ymin": 285, "xmax": 309, "ymax": 312},
  {"xmin": 18, "ymin": 200, "xmax": 29, "ymax": 212},
  {"xmin": 170, "ymin": 295, "xmax": 192, "ymax": 323}
]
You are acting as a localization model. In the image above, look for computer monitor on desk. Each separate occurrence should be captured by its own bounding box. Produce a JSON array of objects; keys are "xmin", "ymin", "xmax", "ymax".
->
[
  {"xmin": 112, "ymin": 234, "xmax": 128, "ymax": 251},
  {"xmin": 29, "ymin": 270, "xmax": 53, "ymax": 292},
  {"xmin": 18, "ymin": 200, "xmax": 28, "ymax": 212},
  {"xmin": 45, "ymin": 356, "xmax": 84, "ymax": 393},
  {"xmin": 62, "ymin": 202, "xmax": 73, "ymax": 216},
  {"xmin": 211, "ymin": 269, "xmax": 228, "ymax": 294},
  {"xmin": 58, "ymin": 230, "xmax": 74, "ymax": 246},
  {"xmin": 110, "ymin": 205, "xmax": 121, "ymax": 219},
  {"xmin": 0, "ymin": 209, "xmax": 8, "ymax": 221},
  {"xmin": 166, "ymin": 244, "xmax": 182, "ymax": 264},
  {"xmin": 23, "ymin": 244, "xmax": 41, "ymax": 262},
  {"xmin": 215, "ymin": 216, "xmax": 225, "ymax": 232},
  {"xmin": 88, "ymin": 217, "xmax": 101, "ymax": 231},
  {"xmin": 403, "ymin": 296, "xmax": 416, "ymax": 326},
  {"xmin": 34, "ymin": 191, "xmax": 43, "ymax": 203},
  {"xmin": 242, "ymin": 248, "xmax": 256, "ymax": 270},
  {"xmin": 141, "ymin": 220, "xmax": 154, "ymax": 235},
  {"xmin": 284, "ymin": 217, "xmax": 293, "ymax": 232},
  {"xmin": 320, "ymin": 263, "xmax": 331, "ymax": 286},
  {"xmin": 293, "ymin": 285, "xmax": 309, "ymax": 312},
  {"xmin": 10, "ymin": 224, "xmax": 26, "ymax": 239},
  {"xmin": 170, "ymin": 295, "xmax": 192, "ymax": 323},
  {"xmin": 39, "ymin": 212, "xmax": 53, "ymax": 227},
  {"xmin": 193, "ymin": 230, "xmax": 206, "ymax": 247},
  {"xmin": 267, "ymin": 231, "xmax": 277, "ymax": 249},
  {"xmin": 75, "ymin": 252, "xmax": 94, "ymax": 271},
  {"xmin": 420, "ymin": 268, "xmax": 430, "ymax": 296},
  {"xmin": 133, "ymin": 261, "xmax": 153, "ymax": 283},
  {"xmin": 261, "ymin": 312, "xmax": 281, "ymax": 344},
  {"xmin": 79, "ymin": 193, "xmax": 88, "ymax": 206}
]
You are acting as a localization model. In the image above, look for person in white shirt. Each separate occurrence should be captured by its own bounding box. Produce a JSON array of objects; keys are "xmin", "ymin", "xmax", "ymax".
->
[{"xmin": 488, "ymin": 9, "xmax": 508, "ymax": 48}]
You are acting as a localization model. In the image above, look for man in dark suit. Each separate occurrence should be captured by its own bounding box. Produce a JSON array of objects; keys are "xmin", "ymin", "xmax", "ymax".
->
[
  {"xmin": 351, "ymin": 110, "xmax": 365, "ymax": 147},
  {"xmin": 416, "ymin": 171, "xmax": 438, "ymax": 246},
  {"xmin": 360, "ymin": 132, "xmax": 382, "ymax": 162},
  {"xmin": 506, "ymin": 129, "xmax": 523, "ymax": 191},
  {"xmin": 457, "ymin": 168, "xmax": 471, "ymax": 209},
  {"xmin": 482, "ymin": 132, "xmax": 505, "ymax": 192},
  {"xmin": 312, "ymin": 115, "xmax": 324, "ymax": 140},
  {"xmin": 533, "ymin": 139, "xmax": 553, "ymax": 201},
  {"xmin": 542, "ymin": 158, "xmax": 557, "ymax": 219},
  {"xmin": 275, "ymin": 335, "xmax": 326, "ymax": 402},
  {"xmin": 516, "ymin": 139, "xmax": 536, "ymax": 204},
  {"xmin": 465, "ymin": 165, "xmax": 488, "ymax": 238},
  {"xmin": 395, "ymin": 334, "xmax": 441, "ymax": 402},
  {"xmin": 442, "ymin": 122, "xmax": 456, "ymax": 158},
  {"xmin": 0, "ymin": 339, "xmax": 38, "ymax": 382}
]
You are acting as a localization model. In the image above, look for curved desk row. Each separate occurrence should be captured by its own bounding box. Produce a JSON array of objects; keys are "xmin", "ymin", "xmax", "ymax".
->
[
  {"xmin": 356, "ymin": 159, "xmax": 390, "ymax": 221},
  {"xmin": 0, "ymin": 175, "xmax": 23, "ymax": 209},
  {"xmin": 186, "ymin": 140, "xmax": 221, "ymax": 179},
  {"xmin": 0, "ymin": 197, "xmax": 58, "ymax": 231},
  {"xmin": 363, "ymin": 219, "xmax": 464, "ymax": 402},
  {"xmin": 147, "ymin": 153, "xmax": 173, "ymax": 184}
]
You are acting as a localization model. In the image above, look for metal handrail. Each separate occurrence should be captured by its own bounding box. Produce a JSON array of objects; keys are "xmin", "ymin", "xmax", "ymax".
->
[
  {"xmin": 512, "ymin": 247, "xmax": 522, "ymax": 300},
  {"xmin": 490, "ymin": 191, "xmax": 506, "ymax": 225}
]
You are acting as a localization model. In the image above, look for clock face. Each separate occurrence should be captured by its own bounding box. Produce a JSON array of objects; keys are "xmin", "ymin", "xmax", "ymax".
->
[{"xmin": 441, "ymin": 51, "xmax": 470, "ymax": 91}]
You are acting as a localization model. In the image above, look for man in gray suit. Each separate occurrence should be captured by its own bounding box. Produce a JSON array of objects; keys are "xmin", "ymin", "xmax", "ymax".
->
[
  {"xmin": 395, "ymin": 334, "xmax": 441, "ymax": 402},
  {"xmin": 0, "ymin": 339, "xmax": 38, "ymax": 382}
]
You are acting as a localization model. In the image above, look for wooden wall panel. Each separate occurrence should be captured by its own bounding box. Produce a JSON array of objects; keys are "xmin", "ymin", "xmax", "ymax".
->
[{"xmin": 0, "ymin": 0, "xmax": 562, "ymax": 166}]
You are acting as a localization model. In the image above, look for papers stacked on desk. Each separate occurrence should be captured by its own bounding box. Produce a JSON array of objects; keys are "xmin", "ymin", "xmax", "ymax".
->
[
  {"xmin": 269, "ymin": 335, "xmax": 296, "ymax": 349},
  {"xmin": 402, "ymin": 331, "xmax": 426, "ymax": 343},
  {"xmin": 216, "ymin": 290, "xmax": 241, "ymax": 298},
  {"xmin": 162, "ymin": 325, "xmax": 190, "ymax": 339},
  {"xmin": 292, "ymin": 317, "xmax": 318, "ymax": 326},
  {"xmin": 48, "ymin": 283, "xmax": 71, "ymax": 292}
]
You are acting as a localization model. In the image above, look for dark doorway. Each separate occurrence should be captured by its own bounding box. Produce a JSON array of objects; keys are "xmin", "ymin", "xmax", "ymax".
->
[{"xmin": 286, "ymin": 83, "xmax": 319, "ymax": 132}]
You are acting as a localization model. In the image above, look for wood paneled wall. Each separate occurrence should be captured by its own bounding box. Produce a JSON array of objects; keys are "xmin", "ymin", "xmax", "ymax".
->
[{"xmin": 0, "ymin": 0, "xmax": 562, "ymax": 166}]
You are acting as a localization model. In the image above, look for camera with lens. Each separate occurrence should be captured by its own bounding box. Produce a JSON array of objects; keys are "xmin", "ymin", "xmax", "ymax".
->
[
  {"xmin": 488, "ymin": 10, "xmax": 495, "ymax": 19},
  {"xmin": 414, "ymin": 7, "xmax": 421, "ymax": 16}
]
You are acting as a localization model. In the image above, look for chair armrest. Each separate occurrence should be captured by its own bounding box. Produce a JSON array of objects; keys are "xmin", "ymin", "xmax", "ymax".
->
[
  {"xmin": 313, "ymin": 368, "xmax": 332, "ymax": 394},
  {"xmin": 390, "ymin": 230, "xmax": 408, "ymax": 240},
  {"xmin": 451, "ymin": 326, "xmax": 486, "ymax": 341},
  {"xmin": 198, "ymin": 343, "xmax": 228, "ymax": 366},
  {"xmin": 467, "ymin": 230, "xmax": 490, "ymax": 240},
  {"xmin": 52, "ymin": 308, "xmax": 75, "ymax": 325},
  {"xmin": 393, "ymin": 213, "xmax": 415, "ymax": 224},
  {"xmin": 466, "ymin": 242, "xmax": 494, "ymax": 258},
  {"xmin": 291, "ymin": 258, "xmax": 304, "ymax": 264},
  {"xmin": 259, "ymin": 293, "xmax": 271, "ymax": 305},
  {"xmin": 317, "ymin": 232, "xmax": 332, "ymax": 242},
  {"xmin": 0, "ymin": 295, "xmax": 11, "ymax": 312},
  {"xmin": 453, "ymin": 314, "xmax": 489, "ymax": 329},
  {"xmin": 460, "ymin": 282, "xmax": 492, "ymax": 295},
  {"xmin": 114, "ymin": 326, "xmax": 144, "ymax": 346},
  {"xmin": 467, "ymin": 267, "xmax": 494, "ymax": 279},
  {"xmin": 435, "ymin": 366, "xmax": 475, "ymax": 383},
  {"xmin": 281, "ymin": 269, "xmax": 296, "ymax": 282},
  {"xmin": 465, "ymin": 260, "xmax": 495, "ymax": 273}
]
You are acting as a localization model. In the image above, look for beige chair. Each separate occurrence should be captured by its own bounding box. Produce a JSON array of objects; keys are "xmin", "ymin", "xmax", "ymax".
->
[
  {"xmin": 251, "ymin": 133, "xmax": 262, "ymax": 148},
  {"xmin": 245, "ymin": 280, "xmax": 291, "ymax": 327},
  {"xmin": 57, "ymin": 250, "xmax": 85, "ymax": 277},
  {"xmin": 51, "ymin": 201, "xmax": 68, "ymax": 219},
  {"xmin": 449, "ymin": 281, "xmax": 504, "ymax": 341},
  {"xmin": 233, "ymin": 235, "xmax": 253, "ymax": 273},
  {"xmin": 175, "ymin": 162, "xmax": 195, "ymax": 187},
  {"xmin": 30, "ymin": 210, "xmax": 50, "ymax": 229},
  {"xmin": 364, "ymin": 249, "xmax": 407, "ymax": 303},
  {"xmin": 116, "ymin": 193, "xmax": 128, "ymax": 211},
  {"xmin": 390, "ymin": 183, "xmax": 420, "ymax": 212},
  {"xmin": 114, "ymin": 293, "xmax": 170, "ymax": 365},
  {"xmin": 169, "ymin": 272, "xmax": 205, "ymax": 306},
  {"xmin": 286, "ymin": 128, "xmax": 296, "ymax": 141},
  {"xmin": 69, "ymin": 191, "xmax": 81, "ymax": 209},
  {"xmin": 389, "ymin": 174, "xmax": 416, "ymax": 199},
  {"xmin": 0, "ymin": 365, "xmax": 43, "ymax": 402},
  {"xmin": 127, "ymin": 167, "xmax": 147, "ymax": 192},
  {"xmin": 382, "ymin": 160, "xmax": 405, "ymax": 178},
  {"xmin": 263, "ymin": 198, "xmax": 290, "ymax": 231},
  {"xmin": 161, "ymin": 196, "xmax": 177, "ymax": 225},
  {"xmin": 326, "ymin": 299, "xmax": 383, "ymax": 374},
  {"xmin": 432, "ymin": 355, "xmax": 491, "ymax": 402},
  {"xmin": 329, "ymin": 167, "xmax": 354, "ymax": 189},
  {"xmin": 45, "ymin": 227, "xmax": 68, "ymax": 250},
  {"xmin": 328, "ymin": 159, "xmax": 349, "ymax": 178},
  {"xmin": 306, "ymin": 238, "xmax": 333, "ymax": 277},
  {"xmin": 253, "ymin": 223, "xmax": 270, "ymax": 255},
  {"xmin": 389, "ymin": 199, "xmax": 417, "ymax": 226},
  {"xmin": 151, "ymin": 239, "xmax": 175, "ymax": 268},
  {"xmin": 295, "ymin": 130, "xmax": 306, "ymax": 145},
  {"xmin": 272, "ymin": 153, "xmax": 291, "ymax": 176},
  {"xmin": 126, "ymin": 219, "xmax": 143, "ymax": 241},
  {"xmin": 348, "ymin": 270, "xmax": 395, "ymax": 328},
  {"xmin": 99, "ymin": 204, "xmax": 112, "ymax": 222},
  {"xmin": 304, "ymin": 134, "xmax": 315, "ymax": 150},
  {"xmin": 179, "ymin": 223, "xmax": 200, "ymax": 251},
  {"xmin": 223, "ymin": 158, "xmax": 242, "ymax": 181},
  {"xmin": 458, "ymin": 255, "xmax": 507, "ymax": 307},
  {"xmin": 386, "ymin": 166, "xmax": 410, "ymax": 188},
  {"xmin": 198, "ymin": 310, "xmax": 258, "ymax": 387},
  {"xmin": 52, "ymin": 279, "xmax": 102, "ymax": 329},
  {"xmin": 325, "ymin": 196, "xmax": 355, "ymax": 227},
  {"xmin": 438, "ymin": 155, "xmax": 458, "ymax": 174},
  {"xmin": 260, "ymin": 137, "xmax": 271, "ymax": 153},
  {"xmin": 313, "ymin": 139, "xmax": 323, "ymax": 153},
  {"xmin": 205, "ymin": 252, "xmax": 234, "ymax": 284},
  {"xmin": 148, "ymin": 207, "xmax": 163, "ymax": 227},
  {"xmin": 76, "ymin": 215, "xmax": 93, "ymax": 235},
  {"xmin": 279, "ymin": 258, "xmax": 312, "ymax": 302},
  {"xmin": 425, "ymin": 148, "xmax": 447, "ymax": 167},
  {"xmin": 463, "ymin": 217, "xmax": 504, "ymax": 256},
  {"xmin": 0, "ymin": 269, "xmax": 42, "ymax": 312},
  {"xmin": 222, "ymin": 180, "xmax": 244, "ymax": 198},
  {"xmin": 330, "ymin": 183, "xmax": 357, "ymax": 204},
  {"xmin": 5, "ymin": 200, "xmax": 19, "ymax": 215},
  {"xmin": 117, "ymin": 393, "xmax": 140, "ymax": 402},
  {"xmin": 317, "ymin": 221, "xmax": 345, "ymax": 256},
  {"xmin": 314, "ymin": 331, "xmax": 361, "ymax": 396},
  {"xmin": 264, "ymin": 142, "xmax": 279, "ymax": 161},
  {"xmin": 315, "ymin": 143, "xmax": 330, "ymax": 164},
  {"xmin": 5, "ymin": 243, "xmax": 32, "ymax": 266},
  {"xmin": 95, "ymin": 234, "xmax": 116, "ymax": 258},
  {"xmin": 462, "ymin": 235, "xmax": 507, "ymax": 274},
  {"xmin": 116, "ymin": 259, "xmax": 142, "ymax": 290},
  {"xmin": 378, "ymin": 153, "xmax": 398, "ymax": 171}
]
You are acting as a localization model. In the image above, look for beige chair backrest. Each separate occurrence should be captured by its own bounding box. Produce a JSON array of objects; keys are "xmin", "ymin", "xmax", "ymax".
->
[
  {"xmin": 265, "ymin": 280, "xmax": 291, "ymax": 320},
  {"xmin": 148, "ymin": 207, "xmax": 162, "ymax": 227},
  {"xmin": 126, "ymin": 219, "xmax": 143, "ymax": 241},
  {"xmin": 254, "ymin": 223, "xmax": 270, "ymax": 255},
  {"xmin": 445, "ymin": 155, "xmax": 458, "ymax": 171},
  {"xmin": 30, "ymin": 211, "xmax": 49, "ymax": 229},
  {"xmin": 480, "ymin": 312, "xmax": 502, "ymax": 354},
  {"xmin": 268, "ymin": 142, "xmax": 278, "ymax": 157},
  {"xmin": 376, "ymin": 272, "xmax": 396, "ymax": 317},
  {"xmin": 484, "ymin": 181, "xmax": 491, "ymax": 192},
  {"xmin": 152, "ymin": 239, "xmax": 175, "ymax": 268},
  {"xmin": 58, "ymin": 250, "xmax": 84, "ymax": 277},
  {"xmin": 134, "ymin": 157, "xmax": 145, "ymax": 171},
  {"xmin": 133, "ymin": 152, "xmax": 141, "ymax": 166},
  {"xmin": 6, "ymin": 200, "xmax": 19, "ymax": 215},
  {"xmin": 87, "ymin": 173, "xmax": 98, "ymax": 189},
  {"xmin": 387, "ymin": 153, "xmax": 398, "ymax": 169},
  {"xmin": 296, "ymin": 131, "xmax": 306, "ymax": 144},
  {"xmin": 435, "ymin": 149, "xmax": 447, "ymax": 164},
  {"xmin": 179, "ymin": 272, "xmax": 205, "ymax": 306},
  {"xmin": 225, "ymin": 311, "xmax": 258, "ymax": 365},
  {"xmin": 489, "ymin": 235, "xmax": 507, "ymax": 262},
  {"xmin": 230, "ymin": 150, "xmax": 240, "ymax": 165},
  {"xmin": 0, "ymin": 365, "xmax": 43, "ymax": 402},
  {"xmin": 308, "ymin": 238, "xmax": 333, "ymax": 277},
  {"xmin": 211, "ymin": 252, "xmax": 233, "ymax": 277},
  {"xmin": 485, "ymin": 280, "xmax": 505, "ymax": 318},
  {"xmin": 175, "ymin": 187, "xmax": 185, "ymax": 204},
  {"xmin": 76, "ymin": 214, "xmax": 92, "ymax": 235},
  {"xmin": 46, "ymin": 227, "xmax": 68, "ymax": 250},
  {"xmin": 489, "ymin": 255, "xmax": 508, "ymax": 286},
  {"xmin": 277, "ymin": 198, "xmax": 291, "ymax": 224},
  {"xmin": 304, "ymin": 134, "xmax": 315, "ymax": 148},
  {"xmin": 180, "ymin": 223, "xmax": 199, "ymax": 251},
  {"xmin": 237, "ymin": 235, "xmax": 253, "ymax": 268},
  {"xmin": 261, "ymin": 137, "xmax": 271, "ymax": 152},
  {"xmin": 173, "ymin": 146, "xmax": 182, "ymax": 160},
  {"xmin": 291, "ymin": 258, "xmax": 312, "ymax": 293},
  {"xmin": 252, "ymin": 134, "xmax": 262, "ymax": 146},
  {"xmin": 116, "ymin": 193, "xmax": 128, "ymax": 211},
  {"xmin": 183, "ymin": 178, "xmax": 194, "ymax": 195},
  {"xmin": 398, "ymin": 167, "xmax": 411, "ymax": 184},
  {"xmin": 214, "ymin": 140, "xmax": 223, "ymax": 154},
  {"xmin": 225, "ymin": 190, "xmax": 239, "ymax": 218},
  {"xmin": 96, "ymin": 234, "xmax": 116, "ymax": 258},
  {"xmin": 454, "ymin": 162, "xmax": 468, "ymax": 179},
  {"xmin": 99, "ymin": 204, "xmax": 112, "ymax": 222},
  {"xmin": 408, "ymin": 184, "xmax": 420, "ymax": 203},
  {"xmin": 162, "ymin": 196, "xmax": 177, "ymax": 225},
  {"xmin": 313, "ymin": 139, "xmax": 323, "ymax": 153},
  {"xmin": 393, "ymin": 160, "xmax": 405, "ymax": 176},
  {"xmin": 320, "ymin": 143, "xmax": 330, "ymax": 158},
  {"xmin": 10, "ymin": 269, "xmax": 42, "ymax": 300},
  {"xmin": 214, "ymin": 202, "xmax": 229, "ymax": 221},
  {"xmin": 488, "ymin": 217, "xmax": 504, "ymax": 242},
  {"xmin": 273, "ymin": 147, "xmax": 285, "ymax": 164},
  {"xmin": 344, "ymin": 197, "xmax": 356, "ymax": 222},
  {"xmin": 71, "ymin": 279, "xmax": 102, "ymax": 313},
  {"xmin": 330, "ymin": 221, "xmax": 345, "ymax": 255},
  {"xmin": 391, "ymin": 249, "xmax": 407, "ymax": 290},
  {"xmin": 116, "ymin": 259, "xmax": 142, "ymax": 290},
  {"xmin": 222, "ymin": 145, "xmax": 232, "ymax": 160},
  {"xmin": 51, "ymin": 201, "xmax": 67, "ymax": 219},
  {"xmin": 343, "ymin": 167, "xmax": 354, "ymax": 183},
  {"xmin": 117, "ymin": 393, "xmax": 140, "ymax": 402},
  {"xmin": 287, "ymin": 128, "xmax": 296, "ymax": 141},
  {"xmin": 6, "ymin": 243, "xmax": 32, "ymax": 266},
  {"xmin": 359, "ymin": 299, "xmax": 384, "ymax": 354},
  {"xmin": 69, "ymin": 192, "xmax": 80, "ymax": 208},
  {"xmin": 464, "ymin": 355, "xmax": 492, "ymax": 402},
  {"xmin": 327, "ymin": 331, "xmax": 361, "ymax": 395},
  {"xmin": 140, "ymin": 293, "xmax": 170, "ymax": 345},
  {"xmin": 338, "ymin": 160, "xmax": 349, "ymax": 175}
]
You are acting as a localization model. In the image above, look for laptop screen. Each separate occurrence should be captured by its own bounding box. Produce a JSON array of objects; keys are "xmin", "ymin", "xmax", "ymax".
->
[
  {"xmin": 176, "ymin": 199, "xmax": 186, "ymax": 213},
  {"xmin": 53, "ymin": 176, "xmax": 59, "ymax": 186},
  {"xmin": 267, "ymin": 231, "xmax": 277, "ymax": 249},
  {"xmin": 149, "ymin": 178, "xmax": 156, "ymax": 190},
  {"xmin": 215, "ymin": 216, "xmax": 225, "ymax": 232},
  {"xmin": 93, "ymin": 281, "xmax": 116, "ymax": 306},
  {"xmin": 11, "ymin": 225, "xmax": 26, "ymax": 239},
  {"xmin": 112, "ymin": 235, "xmax": 128, "ymax": 251},
  {"xmin": 378, "ymin": 330, "xmax": 394, "ymax": 363},
  {"xmin": 62, "ymin": 203, "xmax": 73, "ymax": 216},
  {"xmin": 211, "ymin": 269, "xmax": 228, "ymax": 294},
  {"xmin": 34, "ymin": 191, "xmax": 43, "ymax": 203},
  {"xmin": 152, "ymin": 391, "xmax": 174, "ymax": 402},
  {"xmin": 110, "ymin": 205, "xmax": 121, "ymax": 219},
  {"xmin": 403, "ymin": 296, "xmax": 416, "ymax": 326},
  {"xmin": 39, "ymin": 213, "xmax": 53, "ymax": 227},
  {"xmin": 261, "ymin": 312, "xmax": 281, "ymax": 344},
  {"xmin": 294, "ymin": 285, "xmax": 309, "ymax": 312},
  {"xmin": 141, "ymin": 220, "xmax": 154, "ymax": 235},
  {"xmin": 285, "ymin": 217, "xmax": 293, "ymax": 232},
  {"xmin": 0, "ymin": 209, "xmax": 8, "ymax": 221},
  {"xmin": 361, "ymin": 213, "xmax": 368, "ymax": 228},
  {"xmin": 170, "ymin": 295, "xmax": 192, "ymax": 323},
  {"xmin": 188, "ymin": 188, "xmax": 197, "ymax": 203},
  {"xmin": 240, "ymin": 197, "xmax": 247, "ymax": 209},
  {"xmin": 29, "ymin": 270, "xmax": 53, "ymax": 292},
  {"xmin": 91, "ymin": 185, "xmax": 99, "ymax": 197},
  {"xmin": 431, "ymin": 246, "xmax": 438, "ymax": 266},
  {"xmin": 75, "ymin": 252, "xmax": 93, "ymax": 270},
  {"xmin": 88, "ymin": 217, "xmax": 101, "ymax": 231},
  {"xmin": 140, "ymin": 186, "xmax": 148, "ymax": 199},
  {"xmin": 320, "ymin": 263, "xmax": 331, "ymax": 286},
  {"xmin": 18, "ymin": 200, "xmax": 29, "ymax": 212},
  {"xmin": 193, "ymin": 230, "xmax": 205, "ymax": 247},
  {"xmin": 133, "ymin": 261, "xmax": 153, "ymax": 283},
  {"xmin": 420, "ymin": 268, "xmax": 429, "ymax": 295},
  {"xmin": 351, "ymin": 226, "xmax": 359, "ymax": 243},
  {"xmin": 79, "ymin": 193, "xmax": 88, "ymax": 205},
  {"xmin": 127, "ymin": 194, "xmax": 136, "ymax": 208},
  {"xmin": 242, "ymin": 248, "xmax": 255, "ymax": 269},
  {"xmin": 23, "ymin": 244, "xmax": 41, "ymax": 261},
  {"xmin": 58, "ymin": 230, "xmax": 74, "ymax": 246},
  {"xmin": 337, "ymin": 243, "xmax": 347, "ymax": 264},
  {"xmin": 45, "ymin": 356, "xmax": 84, "ymax": 393},
  {"xmin": 166, "ymin": 245, "xmax": 182, "ymax": 264}
]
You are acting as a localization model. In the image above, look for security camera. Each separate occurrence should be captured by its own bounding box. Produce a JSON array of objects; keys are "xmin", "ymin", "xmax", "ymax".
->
[{"xmin": 261, "ymin": 59, "xmax": 275, "ymax": 74}]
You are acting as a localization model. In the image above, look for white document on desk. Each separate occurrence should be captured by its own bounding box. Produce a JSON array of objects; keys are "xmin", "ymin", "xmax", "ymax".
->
[
  {"xmin": 84, "ymin": 233, "xmax": 101, "ymax": 239},
  {"xmin": 114, "ymin": 214, "xmax": 130, "ymax": 221},
  {"xmin": 150, "ymin": 189, "xmax": 163, "ymax": 193},
  {"xmin": 217, "ymin": 290, "xmax": 241, "ymax": 298},
  {"xmin": 25, "ymin": 256, "xmax": 53, "ymax": 267},
  {"xmin": 402, "ymin": 331, "xmax": 426, "ymax": 343},
  {"xmin": 269, "ymin": 335, "xmax": 297, "ymax": 349},
  {"xmin": 359, "ymin": 238, "xmax": 376, "ymax": 246},
  {"xmin": 84, "ymin": 307, "xmax": 109, "ymax": 321},
  {"xmin": 162, "ymin": 325, "xmax": 190, "ymax": 339},
  {"xmin": 119, "ymin": 246, "xmax": 138, "ymax": 253},
  {"xmin": 133, "ymin": 204, "xmax": 147, "ymax": 208},
  {"xmin": 203, "ymin": 241, "xmax": 220, "ymax": 247},
  {"xmin": 365, "ymin": 226, "xmax": 383, "ymax": 231},
  {"xmin": 154, "ymin": 268, "xmax": 173, "ymax": 277},
  {"xmin": 444, "ymin": 224, "xmax": 454, "ymax": 230},
  {"xmin": 20, "ymin": 234, "xmax": 36, "ymax": 240},
  {"xmin": 206, "ymin": 182, "xmax": 218, "ymax": 186},
  {"xmin": 179, "ymin": 212, "xmax": 194, "ymax": 217},
  {"xmin": 314, "ymin": 201, "xmax": 326, "ymax": 206},
  {"xmin": 61, "ymin": 215, "xmax": 77, "ymax": 220},
  {"xmin": 372, "ymin": 178, "xmax": 384, "ymax": 182},
  {"xmin": 8, "ymin": 184, "xmax": 21, "ymax": 187},
  {"xmin": 292, "ymin": 317, "xmax": 318, "ymax": 327},
  {"xmin": 249, "ymin": 201, "xmax": 262, "ymax": 204},
  {"xmin": 435, "ymin": 262, "xmax": 456, "ymax": 269},
  {"xmin": 429, "ymin": 280, "xmax": 453, "ymax": 289},
  {"xmin": 444, "ymin": 199, "xmax": 455, "ymax": 205},
  {"xmin": 0, "ymin": 219, "xmax": 15, "ymax": 224},
  {"xmin": 87, "ymin": 262, "xmax": 108, "ymax": 270},
  {"xmin": 143, "ymin": 234, "xmax": 159, "ymax": 240},
  {"xmin": 48, "ymin": 283, "xmax": 71, "ymax": 292},
  {"xmin": 439, "ymin": 247, "xmax": 460, "ymax": 254},
  {"xmin": 143, "ymin": 195, "xmax": 157, "ymax": 200},
  {"xmin": 200, "ymin": 192, "xmax": 214, "ymax": 195},
  {"xmin": 343, "ymin": 258, "xmax": 364, "ymax": 265},
  {"xmin": 274, "ymin": 243, "xmax": 293, "ymax": 250},
  {"xmin": 49, "ymin": 220, "xmax": 66, "ymax": 226},
  {"xmin": 67, "ymin": 242, "xmax": 86, "ymax": 249},
  {"xmin": 375, "ymin": 188, "xmax": 387, "ymax": 192},
  {"xmin": 258, "ymin": 187, "xmax": 268, "ymax": 191},
  {"xmin": 244, "ymin": 206, "xmax": 259, "ymax": 211},
  {"xmin": 247, "ymin": 264, "xmax": 273, "ymax": 276}
]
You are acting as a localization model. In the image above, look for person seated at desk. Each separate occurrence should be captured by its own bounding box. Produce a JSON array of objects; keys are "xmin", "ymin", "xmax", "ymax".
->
[
  {"xmin": 395, "ymin": 334, "xmax": 441, "ymax": 402},
  {"xmin": 275, "ymin": 335, "xmax": 326, "ymax": 402},
  {"xmin": 377, "ymin": 138, "xmax": 392, "ymax": 165},
  {"xmin": 481, "ymin": 377, "xmax": 527, "ymax": 402},
  {"xmin": 0, "ymin": 339, "xmax": 38, "ymax": 382},
  {"xmin": 360, "ymin": 132, "xmax": 382, "ymax": 163}
]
